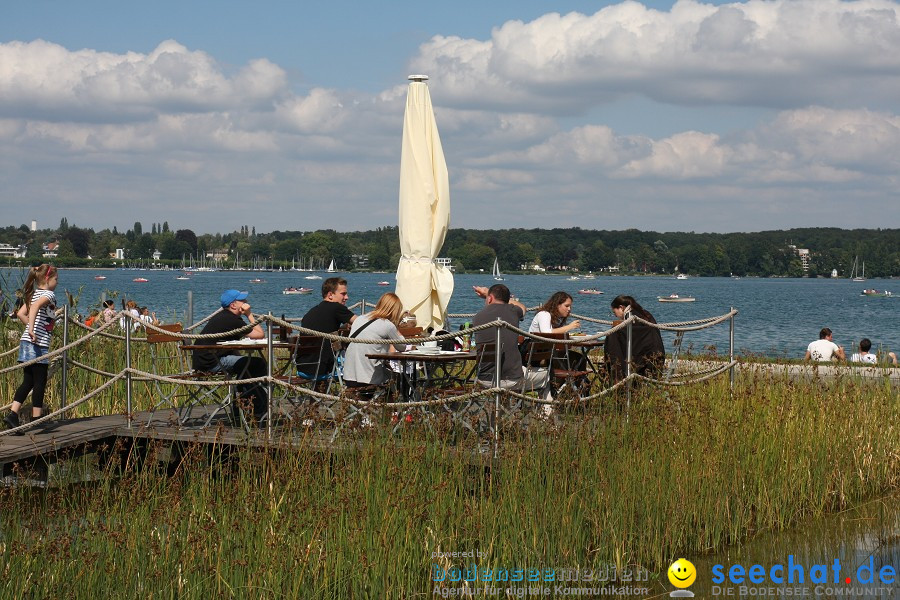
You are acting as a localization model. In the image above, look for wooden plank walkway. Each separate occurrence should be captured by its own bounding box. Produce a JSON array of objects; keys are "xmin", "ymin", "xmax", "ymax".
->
[{"xmin": 0, "ymin": 404, "xmax": 347, "ymax": 467}]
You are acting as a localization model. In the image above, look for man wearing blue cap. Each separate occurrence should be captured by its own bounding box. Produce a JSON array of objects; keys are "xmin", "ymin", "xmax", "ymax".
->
[{"xmin": 192, "ymin": 289, "xmax": 268, "ymax": 423}]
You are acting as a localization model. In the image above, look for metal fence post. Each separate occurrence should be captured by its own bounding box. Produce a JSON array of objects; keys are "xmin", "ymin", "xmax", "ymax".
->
[
  {"xmin": 61, "ymin": 305, "xmax": 68, "ymax": 411},
  {"xmin": 125, "ymin": 314, "xmax": 133, "ymax": 429},
  {"xmin": 266, "ymin": 313, "xmax": 274, "ymax": 439},
  {"xmin": 494, "ymin": 322, "xmax": 502, "ymax": 459},
  {"xmin": 187, "ymin": 291, "xmax": 194, "ymax": 329},
  {"xmin": 625, "ymin": 317, "xmax": 633, "ymax": 413},
  {"xmin": 729, "ymin": 308, "xmax": 735, "ymax": 397}
]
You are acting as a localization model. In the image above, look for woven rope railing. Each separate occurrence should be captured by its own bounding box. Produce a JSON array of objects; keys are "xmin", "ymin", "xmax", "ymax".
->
[{"xmin": 1, "ymin": 308, "xmax": 740, "ymax": 436}]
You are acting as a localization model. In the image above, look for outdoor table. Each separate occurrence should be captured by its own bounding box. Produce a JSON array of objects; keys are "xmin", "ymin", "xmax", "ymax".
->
[
  {"xmin": 181, "ymin": 341, "xmax": 292, "ymax": 427},
  {"xmin": 365, "ymin": 349, "xmax": 478, "ymax": 430},
  {"xmin": 365, "ymin": 349, "xmax": 478, "ymax": 401}
]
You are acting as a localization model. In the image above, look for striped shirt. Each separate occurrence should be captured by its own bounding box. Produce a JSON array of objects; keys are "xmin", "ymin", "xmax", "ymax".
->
[{"xmin": 20, "ymin": 289, "xmax": 57, "ymax": 348}]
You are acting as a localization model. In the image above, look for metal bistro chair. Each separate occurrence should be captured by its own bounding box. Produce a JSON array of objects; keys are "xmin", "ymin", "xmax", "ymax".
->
[
  {"xmin": 144, "ymin": 324, "xmax": 231, "ymax": 429},
  {"xmin": 542, "ymin": 332, "xmax": 594, "ymax": 404},
  {"xmin": 281, "ymin": 334, "xmax": 342, "ymax": 425},
  {"xmin": 471, "ymin": 337, "xmax": 553, "ymax": 433}
]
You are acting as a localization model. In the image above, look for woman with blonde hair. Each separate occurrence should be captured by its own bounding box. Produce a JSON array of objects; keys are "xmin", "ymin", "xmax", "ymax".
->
[{"xmin": 343, "ymin": 293, "xmax": 405, "ymax": 387}]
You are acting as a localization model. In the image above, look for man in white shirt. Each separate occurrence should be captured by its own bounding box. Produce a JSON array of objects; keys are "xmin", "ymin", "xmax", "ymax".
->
[{"xmin": 805, "ymin": 327, "xmax": 845, "ymax": 362}]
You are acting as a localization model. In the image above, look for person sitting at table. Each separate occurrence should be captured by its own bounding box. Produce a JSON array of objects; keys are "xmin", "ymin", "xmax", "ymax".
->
[
  {"xmin": 528, "ymin": 291, "xmax": 587, "ymax": 372},
  {"xmin": 191, "ymin": 289, "xmax": 268, "ymax": 423},
  {"xmin": 343, "ymin": 292, "xmax": 404, "ymax": 388},
  {"xmin": 297, "ymin": 277, "xmax": 357, "ymax": 380},
  {"xmin": 472, "ymin": 284, "xmax": 552, "ymax": 411},
  {"xmin": 604, "ymin": 295, "xmax": 665, "ymax": 384},
  {"xmin": 529, "ymin": 291, "xmax": 581, "ymax": 335}
]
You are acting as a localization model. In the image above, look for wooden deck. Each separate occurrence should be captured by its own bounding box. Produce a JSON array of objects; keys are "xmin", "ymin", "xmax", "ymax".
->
[{"xmin": 0, "ymin": 403, "xmax": 350, "ymax": 473}]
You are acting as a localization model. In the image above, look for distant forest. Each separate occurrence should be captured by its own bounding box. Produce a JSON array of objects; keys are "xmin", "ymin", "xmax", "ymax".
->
[{"xmin": 2, "ymin": 219, "xmax": 898, "ymax": 278}]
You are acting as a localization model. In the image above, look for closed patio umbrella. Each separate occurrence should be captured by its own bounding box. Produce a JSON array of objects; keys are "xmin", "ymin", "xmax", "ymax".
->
[{"xmin": 395, "ymin": 75, "xmax": 454, "ymax": 331}]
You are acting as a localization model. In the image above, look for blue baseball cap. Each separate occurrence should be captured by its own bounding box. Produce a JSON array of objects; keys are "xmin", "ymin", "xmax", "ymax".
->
[{"xmin": 220, "ymin": 289, "xmax": 249, "ymax": 308}]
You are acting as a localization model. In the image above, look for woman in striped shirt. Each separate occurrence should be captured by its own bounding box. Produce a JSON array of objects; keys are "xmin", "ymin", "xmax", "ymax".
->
[{"xmin": 4, "ymin": 264, "xmax": 58, "ymax": 432}]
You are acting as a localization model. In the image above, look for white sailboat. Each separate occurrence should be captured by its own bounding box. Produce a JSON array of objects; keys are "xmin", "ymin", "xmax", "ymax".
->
[
  {"xmin": 492, "ymin": 257, "xmax": 504, "ymax": 281},
  {"xmin": 326, "ymin": 259, "xmax": 336, "ymax": 273},
  {"xmin": 850, "ymin": 256, "xmax": 866, "ymax": 282}
]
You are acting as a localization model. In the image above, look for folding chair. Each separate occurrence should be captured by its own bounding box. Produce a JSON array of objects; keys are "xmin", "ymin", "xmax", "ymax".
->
[
  {"xmin": 279, "ymin": 334, "xmax": 342, "ymax": 425},
  {"xmin": 542, "ymin": 332, "xmax": 593, "ymax": 403}
]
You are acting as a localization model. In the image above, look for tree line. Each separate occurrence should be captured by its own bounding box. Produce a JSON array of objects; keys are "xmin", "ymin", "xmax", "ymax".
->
[{"xmin": 1, "ymin": 220, "xmax": 898, "ymax": 278}]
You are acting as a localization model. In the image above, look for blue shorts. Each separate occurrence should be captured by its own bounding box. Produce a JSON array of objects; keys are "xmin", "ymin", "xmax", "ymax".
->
[{"xmin": 18, "ymin": 340, "xmax": 49, "ymax": 365}]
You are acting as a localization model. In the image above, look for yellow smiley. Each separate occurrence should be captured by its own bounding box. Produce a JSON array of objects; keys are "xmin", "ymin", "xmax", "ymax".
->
[{"xmin": 668, "ymin": 558, "xmax": 697, "ymax": 588}]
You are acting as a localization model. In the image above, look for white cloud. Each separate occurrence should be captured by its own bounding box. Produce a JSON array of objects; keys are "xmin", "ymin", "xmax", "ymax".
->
[
  {"xmin": 2, "ymin": 4, "xmax": 900, "ymax": 233},
  {"xmin": 0, "ymin": 39, "xmax": 287, "ymax": 121},
  {"xmin": 411, "ymin": 0, "xmax": 900, "ymax": 113}
]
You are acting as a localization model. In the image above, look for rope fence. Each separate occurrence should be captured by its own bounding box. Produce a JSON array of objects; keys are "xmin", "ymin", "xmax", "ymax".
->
[{"xmin": 0, "ymin": 303, "xmax": 740, "ymax": 440}]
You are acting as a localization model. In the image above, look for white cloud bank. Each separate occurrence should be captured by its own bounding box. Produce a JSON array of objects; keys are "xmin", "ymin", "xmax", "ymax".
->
[
  {"xmin": 412, "ymin": 0, "xmax": 900, "ymax": 113},
  {"xmin": 1, "ymin": 1, "xmax": 900, "ymax": 233}
]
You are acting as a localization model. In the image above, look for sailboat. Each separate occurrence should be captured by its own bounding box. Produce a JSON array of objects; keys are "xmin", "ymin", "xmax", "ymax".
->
[
  {"xmin": 492, "ymin": 257, "xmax": 504, "ymax": 281},
  {"xmin": 850, "ymin": 256, "xmax": 866, "ymax": 282},
  {"xmin": 326, "ymin": 259, "xmax": 336, "ymax": 273}
]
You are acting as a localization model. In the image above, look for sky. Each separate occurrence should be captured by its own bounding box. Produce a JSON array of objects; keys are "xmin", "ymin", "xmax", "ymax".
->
[{"xmin": 2, "ymin": 0, "xmax": 899, "ymax": 235}]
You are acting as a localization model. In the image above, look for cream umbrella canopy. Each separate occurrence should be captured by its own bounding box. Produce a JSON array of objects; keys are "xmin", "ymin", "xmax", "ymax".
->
[{"xmin": 395, "ymin": 75, "xmax": 454, "ymax": 331}]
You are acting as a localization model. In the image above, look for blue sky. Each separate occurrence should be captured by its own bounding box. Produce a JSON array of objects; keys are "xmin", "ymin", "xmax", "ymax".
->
[{"xmin": 2, "ymin": 0, "xmax": 899, "ymax": 234}]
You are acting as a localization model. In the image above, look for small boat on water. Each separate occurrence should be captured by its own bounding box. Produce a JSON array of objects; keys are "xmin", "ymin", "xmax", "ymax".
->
[
  {"xmin": 175, "ymin": 275, "xmax": 191, "ymax": 280},
  {"xmin": 133, "ymin": 277, "xmax": 149, "ymax": 283},
  {"xmin": 567, "ymin": 276, "xmax": 580, "ymax": 281},
  {"xmin": 861, "ymin": 289, "xmax": 893, "ymax": 298},
  {"xmin": 283, "ymin": 287, "xmax": 313, "ymax": 295},
  {"xmin": 377, "ymin": 281, "xmax": 390, "ymax": 286},
  {"xmin": 249, "ymin": 278, "xmax": 265, "ymax": 284},
  {"xmin": 578, "ymin": 289, "xmax": 604, "ymax": 295},
  {"xmin": 658, "ymin": 294, "xmax": 695, "ymax": 302},
  {"xmin": 305, "ymin": 275, "xmax": 322, "ymax": 280},
  {"xmin": 675, "ymin": 273, "xmax": 689, "ymax": 280},
  {"xmin": 94, "ymin": 275, "xmax": 107, "ymax": 281}
]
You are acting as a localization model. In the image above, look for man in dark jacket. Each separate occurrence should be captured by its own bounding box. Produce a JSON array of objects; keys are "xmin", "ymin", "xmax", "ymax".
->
[{"xmin": 192, "ymin": 289, "xmax": 268, "ymax": 422}]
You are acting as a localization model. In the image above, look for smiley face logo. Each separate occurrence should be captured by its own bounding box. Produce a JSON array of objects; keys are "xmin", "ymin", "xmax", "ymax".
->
[{"xmin": 668, "ymin": 558, "xmax": 696, "ymax": 588}]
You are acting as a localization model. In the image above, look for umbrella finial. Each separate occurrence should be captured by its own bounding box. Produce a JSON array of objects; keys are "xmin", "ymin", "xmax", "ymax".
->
[{"xmin": 408, "ymin": 74, "xmax": 429, "ymax": 82}]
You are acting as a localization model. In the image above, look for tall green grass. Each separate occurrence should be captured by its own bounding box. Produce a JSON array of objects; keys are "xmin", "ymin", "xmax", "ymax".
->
[{"xmin": 1, "ymin": 370, "xmax": 898, "ymax": 598}]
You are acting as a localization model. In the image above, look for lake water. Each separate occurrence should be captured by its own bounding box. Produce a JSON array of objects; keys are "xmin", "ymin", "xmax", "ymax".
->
[
  {"xmin": 691, "ymin": 492, "xmax": 900, "ymax": 599},
  {"xmin": 4, "ymin": 269, "xmax": 898, "ymax": 358}
]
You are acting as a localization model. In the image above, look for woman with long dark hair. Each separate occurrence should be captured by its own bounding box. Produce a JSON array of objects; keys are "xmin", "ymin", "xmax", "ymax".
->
[
  {"xmin": 604, "ymin": 295, "xmax": 665, "ymax": 383},
  {"xmin": 528, "ymin": 291, "xmax": 581, "ymax": 335}
]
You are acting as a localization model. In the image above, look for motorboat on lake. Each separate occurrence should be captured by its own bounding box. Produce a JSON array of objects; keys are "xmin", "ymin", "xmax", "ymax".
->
[
  {"xmin": 658, "ymin": 294, "xmax": 695, "ymax": 302},
  {"xmin": 283, "ymin": 287, "xmax": 313, "ymax": 295},
  {"xmin": 578, "ymin": 289, "xmax": 604, "ymax": 295},
  {"xmin": 675, "ymin": 273, "xmax": 689, "ymax": 280},
  {"xmin": 861, "ymin": 289, "xmax": 893, "ymax": 298},
  {"xmin": 132, "ymin": 277, "xmax": 148, "ymax": 283},
  {"xmin": 94, "ymin": 275, "xmax": 107, "ymax": 281},
  {"xmin": 377, "ymin": 281, "xmax": 390, "ymax": 286}
]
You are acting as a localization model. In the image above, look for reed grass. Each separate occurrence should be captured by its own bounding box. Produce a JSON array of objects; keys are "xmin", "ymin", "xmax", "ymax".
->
[{"xmin": 1, "ymin": 366, "xmax": 898, "ymax": 598}]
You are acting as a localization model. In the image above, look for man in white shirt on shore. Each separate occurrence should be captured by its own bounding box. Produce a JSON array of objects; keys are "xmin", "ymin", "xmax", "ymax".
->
[{"xmin": 805, "ymin": 327, "xmax": 845, "ymax": 362}]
